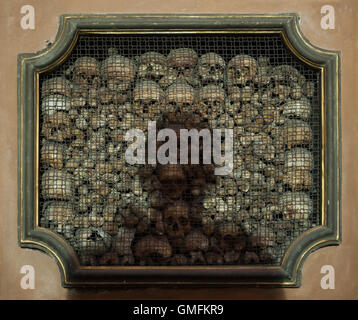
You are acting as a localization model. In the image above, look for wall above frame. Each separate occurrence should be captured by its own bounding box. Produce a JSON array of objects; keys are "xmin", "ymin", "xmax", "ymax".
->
[{"xmin": 18, "ymin": 14, "xmax": 341, "ymax": 288}]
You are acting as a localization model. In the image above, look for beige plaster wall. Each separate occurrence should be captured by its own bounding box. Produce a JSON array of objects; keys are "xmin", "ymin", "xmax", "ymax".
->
[{"xmin": 0, "ymin": 0, "xmax": 357, "ymax": 300}]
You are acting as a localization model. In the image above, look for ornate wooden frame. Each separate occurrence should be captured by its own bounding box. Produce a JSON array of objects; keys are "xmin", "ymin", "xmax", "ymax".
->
[{"xmin": 18, "ymin": 14, "xmax": 341, "ymax": 287}]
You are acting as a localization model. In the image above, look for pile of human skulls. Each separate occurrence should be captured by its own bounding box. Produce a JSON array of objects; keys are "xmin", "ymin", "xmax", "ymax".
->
[{"xmin": 39, "ymin": 48, "xmax": 316, "ymax": 266}]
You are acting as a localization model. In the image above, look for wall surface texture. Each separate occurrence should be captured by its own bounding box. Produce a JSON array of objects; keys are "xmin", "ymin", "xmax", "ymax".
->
[{"xmin": 0, "ymin": 0, "xmax": 357, "ymax": 299}]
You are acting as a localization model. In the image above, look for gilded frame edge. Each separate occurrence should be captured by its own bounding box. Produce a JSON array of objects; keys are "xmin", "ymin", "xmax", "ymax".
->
[{"xmin": 17, "ymin": 13, "xmax": 341, "ymax": 288}]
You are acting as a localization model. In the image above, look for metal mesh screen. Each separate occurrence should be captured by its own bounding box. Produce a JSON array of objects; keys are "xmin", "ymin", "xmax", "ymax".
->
[{"xmin": 38, "ymin": 33, "xmax": 321, "ymax": 266}]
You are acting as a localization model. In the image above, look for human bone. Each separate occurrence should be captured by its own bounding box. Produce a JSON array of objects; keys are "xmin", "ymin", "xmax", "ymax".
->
[
  {"xmin": 38, "ymin": 39, "xmax": 320, "ymax": 267},
  {"xmin": 282, "ymin": 98, "xmax": 311, "ymax": 120},
  {"xmin": 280, "ymin": 119, "xmax": 313, "ymax": 149},
  {"xmin": 216, "ymin": 222, "xmax": 241, "ymax": 250},
  {"xmin": 40, "ymin": 141, "xmax": 66, "ymax": 169},
  {"xmin": 41, "ymin": 77, "xmax": 72, "ymax": 98},
  {"xmin": 198, "ymin": 84, "xmax": 225, "ymax": 120},
  {"xmin": 282, "ymin": 168, "xmax": 312, "ymax": 191},
  {"xmin": 302, "ymin": 81, "xmax": 315, "ymax": 97},
  {"xmin": 185, "ymin": 230, "xmax": 209, "ymax": 252},
  {"xmin": 132, "ymin": 80, "xmax": 165, "ymax": 119},
  {"xmin": 100, "ymin": 50, "xmax": 136, "ymax": 91},
  {"xmin": 41, "ymin": 169, "xmax": 74, "ymax": 200},
  {"xmin": 157, "ymin": 164, "xmax": 187, "ymax": 199},
  {"xmin": 98, "ymin": 252, "xmax": 121, "ymax": 266},
  {"xmin": 71, "ymin": 56, "xmax": 100, "ymax": 88},
  {"xmin": 163, "ymin": 48, "xmax": 199, "ymax": 87},
  {"xmin": 271, "ymin": 65, "xmax": 306, "ymax": 87},
  {"xmin": 41, "ymin": 94, "xmax": 71, "ymax": 116},
  {"xmin": 243, "ymin": 251, "xmax": 260, "ymax": 264},
  {"xmin": 254, "ymin": 56, "xmax": 272, "ymax": 86},
  {"xmin": 73, "ymin": 228, "xmax": 108, "ymax": 256},
  {"xmin": 165, "ymin": 81, "xmax": 196, "ymax": 114},
  {"xmin": 170, "ymin": 254, "xmax": 189, "ymax": 266},
  {"xmin": 41, "ymin": 201, "xmax": 74, "ymax": 234},
  {"xmin": 164, "ymin": 201, "xmax": 191, "ymax": 239},
  {"xmin": 137, "ymin": 51, "xmax": 167, "ymax": 81},
  {"xmin": 134, "ymin": 235, "xmax": 172, "ymax": 260},
  {"xmin": 284, "ymin": 148, "xmax": 313, "ymax": 171},
  {"xmin": 198, "ymin": 52, "xmax": 226, "ymax": 85},
  {"xmin": 262, "ymin": 105, "xmax": 284, "ymax": 125},
  {"xmin": 227, "ymin": 55, "xmax": 258, "ymax": 88},
  {"xmin": 41, "ymin": 111, "xmax": 72, "ymax": 142},
  {"xmin": 279, "ymin": 192, "xmax": 313, "ymax": 220}
]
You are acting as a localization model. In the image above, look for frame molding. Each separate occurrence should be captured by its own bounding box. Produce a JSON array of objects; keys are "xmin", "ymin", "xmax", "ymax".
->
[{"xmin": 18, "ymin": 13, "xmax": 341, "ymax": 287}]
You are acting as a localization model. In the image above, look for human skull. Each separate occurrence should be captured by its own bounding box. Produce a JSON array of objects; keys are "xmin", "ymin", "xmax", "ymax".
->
[
  {"xmin": 280, "ymin": 119, "xmax": 313, "ymax": 149},
  {"xmin": 271, "ymin": 65, "xmax": 306, "ymax": 87},
  {"xmin": 85, "ymin": 130, "xmax": 106, "ymax": 152},
  {"xmin": 282, "ymin": 98, "xmax": 311, "ymax": 121},
  {"xmin": 165, "ymin": 81, "xmax": 196, "ymax": 115},
  {"xmin": 216, "ymin": 222, "xmax": 241, "ymax": 250},
  {"xmin": 164, "ymin": 201, "xmax": 191, "ymax": 239},
  {"xmin": 284, "ymin": 148, "xmax": 313, "ymax": 172},
  {"xmin": 137, "ymin": 51, "xmax": 167, "ymax": 82},
  {"xmin": 282, "ymin": 168, "xmax": 312, "ymax": 191},
  {"xmin": 279, "ymin": 192, "xmax": 313, "ymax": 220},
  {"xmin": 227, "ymin": 55, "xmax": 258, "ymax": 88},
  {"xmin": 262, "ymin": 105, "xmax": 284, "ymax": 125},
  {"xmin": 198, "ymin": 84, "xmax": 225, "ymax": 120},
  {"xmin": 250, "ymin": 226, "xmax": 276, "ymax": 248},
  {"xmin": 227, "ymin": 85, "xmax": 253, "ymax": 100},
  {"xmin": 41, "ymin": 77, "xmax": 72, "ymax": 98},
  {"xmin": 202, "ymin": 195, "xmax": 228, "ymax": 225},
  {"xmin": 41, "ymin": 111, "xmax": 72, "ymax": 142},
  {"xmin": 132, "ymin": 80, "xmax": 165, "ymax": 119},
  {"xmin": 283, "ymin": 149, "xmax": 313, "ymax": 191},
  {"xmin": 271, "ymin": 65, "xmax": 306, "ymax": 100},
  {"xmin": 71, "ymin": 84, "xmax": 87, "ymax": 108},
  {"xmin": 41, "ymin": 201, "xmax": 74, "ymax": 234},
  {"xmin": 198, "ymin": 53, "xmax": 226, "ymax": 86},
  {"xmin": 41, "ymin": 94, "xmax": 71, "ymax": 117},
  {"xmin": 163, "ymin": 48, "xmax": 199, "ymax": 87},
  {"xmin": 41, "ymin": 169, "xmax": 74, "ymax": 200},
  {"xmin": 224, "ymin": 88, "xmax": 244, "ymax": 116},
  {"xmin": 100, "ymin": 51, "xmax": 136, "ymax": 92},
  {"xmin": 134, "ymin": 235, "xmax": 172, "ymax": 264},
  {"xmin": 40, "ymin": 141, "xmax": 67, "ymax": 169},
  {"xmin": 71, "ymin": 56, "xmax": 100, "ymax": 89}
]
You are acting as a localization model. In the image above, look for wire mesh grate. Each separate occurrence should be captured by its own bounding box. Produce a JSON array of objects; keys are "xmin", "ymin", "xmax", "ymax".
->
[{"xmin": 39, "ymin": 33, "xmax": 321, "ymax": 266}]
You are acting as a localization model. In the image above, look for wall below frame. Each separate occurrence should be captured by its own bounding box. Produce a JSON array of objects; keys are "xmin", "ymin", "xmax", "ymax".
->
[{"xmin": 1, "ymin": 0, "xmax": 357, "ymax": 299}]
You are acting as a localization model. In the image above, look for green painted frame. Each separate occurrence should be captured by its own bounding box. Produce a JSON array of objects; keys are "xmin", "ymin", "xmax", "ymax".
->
[{"xmin": 18, "ymin": 13, "xmax": 341, "ymax": 288}]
